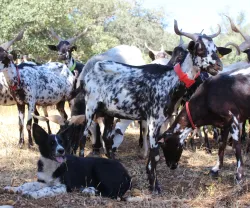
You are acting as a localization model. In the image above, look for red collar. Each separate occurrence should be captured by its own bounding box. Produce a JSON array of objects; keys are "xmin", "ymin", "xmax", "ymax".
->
[
  {"xmin": 174, "ymin": 63, "xmax": 200, "ymax": 88},
  {"xmin": 10, "ymin": 66, "xmax": 20, "ymax": 91},
  {"xmin": 185, "ymin": 101, "xmax": 196, "ymax": 129}
]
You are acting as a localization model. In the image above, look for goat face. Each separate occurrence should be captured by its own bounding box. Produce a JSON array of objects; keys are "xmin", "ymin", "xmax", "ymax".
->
[
  {"xmin": 167, "ymin": 46, "xmax": 188, "ymax": 66},
  {"xmin": 188, "ymin": 35, "xmax": 231, "ymax": 75},
  {"xmin": 0, "ymin": 47, "xmax": 12, "ymax": 69},
  {"xmin": 48, "ymin": 41, "xmax": 77, "ymax": 61},
  {"xmin": 159, "ymin": 134, "xmax": 183, "ymax": 170}
]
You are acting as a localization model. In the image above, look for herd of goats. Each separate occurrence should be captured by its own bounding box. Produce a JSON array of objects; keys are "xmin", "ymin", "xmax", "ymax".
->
[{"xmin": 1, "ymin": 15, "xmax": 250, "ymax": 195}]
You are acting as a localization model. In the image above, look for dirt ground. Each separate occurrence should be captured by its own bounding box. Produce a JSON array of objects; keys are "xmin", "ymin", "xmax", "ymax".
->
[{"xmin": 1, "ymin": 106, "xmax": 250, "ymax": 207}]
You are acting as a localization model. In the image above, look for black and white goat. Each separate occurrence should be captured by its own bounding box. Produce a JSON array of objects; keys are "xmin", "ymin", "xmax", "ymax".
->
[
  {"xmin": 4, "ymin": 123, "xmax": 131, "ymax": 199},
  {"xmin": 81, "ymin": 20, "xmax": 230, "ymax": 193},
  {"xmin": 0, "ymin": 31, "xmax": 57, "ymax": 146},
  {"xmin": 0, "ymin": 39, "xmax": 74, "ymax": 147},
  {"xmin": 37, "ymin": 44, "xmax": 147, "ymax": 156},
  {"xmin": 47, "ymin": 28, "xmax": 88, "ymax": 89}
]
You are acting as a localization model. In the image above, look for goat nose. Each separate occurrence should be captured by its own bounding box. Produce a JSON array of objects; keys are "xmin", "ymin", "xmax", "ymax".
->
[{"xmin": 58, "ymin": 148, "xmax": 65, "ymax": 155}]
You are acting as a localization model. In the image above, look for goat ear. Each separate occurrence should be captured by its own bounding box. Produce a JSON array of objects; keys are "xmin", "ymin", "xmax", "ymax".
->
[
  {"xmin": 32, "ymin": 123, "xmax": 48, "ymax": 145},
  {"xmin": 217, "ymin": 47, "xmax": 232, "ymax": 56},
  {"xmin": 148, "ymin": 51, "xmax": 155, "ymax": 61},
  {"xmin": 70, "ymin": 45, "xmax": 77, "ymax": 52},
  {"xmin": 243, "ymin": 49, "xmax": 250, "ymax": 62},
  {"xmin": 166, "ymin": 50, "xmax": 172, "ymax": 56},
  {"xmin": 187, "ymin": 41, "xmax": 195, "ymax": 53},
  {"xmin": 47, "ymin": 45, "xmax": 58, "ymax": 51}
]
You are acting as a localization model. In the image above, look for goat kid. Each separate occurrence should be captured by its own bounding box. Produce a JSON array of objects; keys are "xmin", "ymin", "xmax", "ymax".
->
[
  {"xmin": 4, "ymin": 123, "xmax": 131, "ymax": 199},
  {"xmin": 81, "ymin": 20, "xmax": 230, "ymax": 193}
]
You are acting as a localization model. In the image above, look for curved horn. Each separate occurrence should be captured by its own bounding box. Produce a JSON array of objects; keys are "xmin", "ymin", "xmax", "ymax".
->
[
  {"xmin": 179, "ymin": 34, "xmax": 184, "ymax": 46},
  {"xmin": 68, "ymin": 115, "xmax": 86, "ymax": 125},
  {"xmin": 32, "ymin": 113, "xmax": 65, "ymax": 125},
  {"xmin": 66, "ymin": 27, "xmax": 89, "ymax": 44},
  {"xmin": 174, "ymin": 19, "xmax": 198, "ymax": 41},
  {"xmin": 224, "ymin": 42, "xmax": 241, "ymax": 55},
  {"xmin": 144, "ymin": 42, "xmax": 157, "ymax": 55},
  {"xmin": 0, "ymin": 29, "xmax": 25, "ymax": 50},
  {"xmin": 49, "ymin": 28, "xmax": 62, "ymax": 41},
  {"xmin": 225, "ymin": 15, "xmax": 250, "ymax": 41},
  {"xmin": 206, "ymin": 24, "xmax": 221, "ymax": 38}
]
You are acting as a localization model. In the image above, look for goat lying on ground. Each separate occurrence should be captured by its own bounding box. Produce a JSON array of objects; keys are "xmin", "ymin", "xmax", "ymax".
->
[
  {"xmin": 161, "ymin": 66, "xmax": 250, "ymax": 183},
  {"xmin": 4, "ymin": 123, "xmax": 131, "ymax": 199}
]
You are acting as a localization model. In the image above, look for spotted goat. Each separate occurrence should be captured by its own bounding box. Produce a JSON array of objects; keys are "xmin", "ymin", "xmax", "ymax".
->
[
  {"xmin": 81, "ymin": 20, "xmax": 231, "ymax": 193},
  {"xmin": 0, "ymin": 31, "xmax": 58, "ymax": 146},
  {"xmin": 35, "ymin": 44, "xmax": 146, "ymax": 157},
  {"xmin": 0, "ymin": 36, "xmax": 74, "ymax": 148}
]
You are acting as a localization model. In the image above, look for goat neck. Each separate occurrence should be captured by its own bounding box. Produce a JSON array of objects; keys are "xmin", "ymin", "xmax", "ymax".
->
[
  {"xmin": 1, "ymin": 61, "xmax": 19, "ymax": 88},
  {"xmin": 179, "ymin": 53, "xmax": 200, "ymax": 80}
]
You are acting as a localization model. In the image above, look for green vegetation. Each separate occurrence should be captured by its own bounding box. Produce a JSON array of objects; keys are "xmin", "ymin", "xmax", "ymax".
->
[{"xmin": 0, "ymin": 0, "xmax": 249, "ymax": 64}]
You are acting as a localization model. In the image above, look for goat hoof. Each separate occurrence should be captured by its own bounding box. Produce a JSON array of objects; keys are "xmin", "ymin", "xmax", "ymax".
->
[
  {"xmin": 149, "ymin": 186, "xmax": 161, "ymax": 195},
  {"xmin": 209, "ymin": 170, "xmax": 219, "ymax": 178}
]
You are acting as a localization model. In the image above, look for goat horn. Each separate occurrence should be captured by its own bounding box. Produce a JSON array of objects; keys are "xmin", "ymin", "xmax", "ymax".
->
[
  {"xmin": 225, "ymin": 15, "xmax": 250, "ymax": 51},
  {"xmin": 225, "ymin": 15, "xmax": 250, "ymax": 41},
  {"xmin": 206, "ymin": 24, "xmax": 221, "ymax": 38},
  {"xmin": 68, "ymin": 115, "xmax": 86, "ymax": 125},
  {"xmin": 49, "ymin": 28, "xmax": 62, "ymax": 41},
  {"xmin": 144, "ymin": 42, "xmax": 157, "ymax": 55},
  {"xmin": 66, "ymin": 27, "xmax": 89, "ymax": 44},
  {"xmin": 174, "ymin": 19, "xmax": 198, "ymax": 41},
  {"xmin": 224, "ymin": 42, "xmax": 241, "ymax": 55},
  {"xmin": 0, "ymin": 29, "xmax": 25, "ymax": 50},
  {"xmin": 32, "ymin": 113, "xmax": 65, "ymax": 125},
  {"xmin": 179, "ymin": 31, "xmax": 184, "ymax": 46}
]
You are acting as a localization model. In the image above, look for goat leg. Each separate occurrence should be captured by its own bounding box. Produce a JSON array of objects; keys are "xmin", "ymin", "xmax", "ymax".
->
[
  {"xmin": 210, "ymin": 126, "xmax": 230, "ymax": 178},
  {"xmin": 17, "ymin": 104, "xmax": 25, "ymax": 148}
]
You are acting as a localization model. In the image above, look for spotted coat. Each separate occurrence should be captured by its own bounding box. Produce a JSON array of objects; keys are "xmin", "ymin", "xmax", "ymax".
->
[
  {"xmin": 0, "ymin": 49, "xmax": 74, "ymax": 148},
  {"xmin": 82, "ymin": 33, "xmax": 227, "ymax": 192}
]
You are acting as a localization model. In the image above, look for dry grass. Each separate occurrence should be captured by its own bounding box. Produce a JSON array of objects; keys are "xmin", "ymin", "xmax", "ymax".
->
[{"xmin": 1, "ymin": 106, "xmax": 250, "ymax": 207}]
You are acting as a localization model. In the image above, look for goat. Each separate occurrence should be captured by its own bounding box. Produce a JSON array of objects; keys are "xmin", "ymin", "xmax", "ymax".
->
[
  {"xmin": 81, "ymin": 20, "xmax": 230, "ymax": 193},
  {"xmin": 145, "ymin": 42, "xmax": 170, "ymax": 64},
  {"xmin": 4, "ymin": 123, "xmax": 131, "ymax": 199},
  {"xmin": 47, "ymin": 28, "xmax": 88, "ymax": 89},
  {"xmin": 0, "ymin": 38, "xmax": 74, "ymax": 147},
  {"xmin": 107, "ymin": 43, "xmax": 173, "ymax": 159},
  {"xmin": 0, "ymin": 31, "xmax": 55, "ymax": 144},
  {"xmin": 37, "ymin": 44, "xmax": 146, "ymax": 156},
  {"xmin": 160, "ymin": 64, "xmax": 250, "ymax": 183}
]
